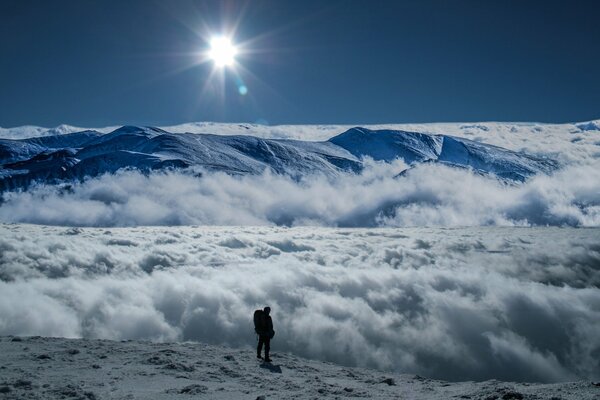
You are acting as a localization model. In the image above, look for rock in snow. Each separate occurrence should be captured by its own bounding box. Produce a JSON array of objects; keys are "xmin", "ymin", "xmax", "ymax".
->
[
  {"xmin": 0, "ymin": 336, "xmax": 597, "ymax": 399},
  {"xmin": 0, "ymin": 125, "xmax": 558, "ymax": 192}
]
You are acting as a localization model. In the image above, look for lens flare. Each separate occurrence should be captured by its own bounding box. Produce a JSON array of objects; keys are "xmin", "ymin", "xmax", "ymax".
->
[{"xmin": 208, "ymin": 36, "xmax": 237, "ymax": 67}]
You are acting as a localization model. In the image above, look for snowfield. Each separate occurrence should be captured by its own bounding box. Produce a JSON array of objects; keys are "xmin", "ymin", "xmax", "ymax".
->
[{"xmin": 1, "ymin": 335, "xmax": 598, "ymax": 399}]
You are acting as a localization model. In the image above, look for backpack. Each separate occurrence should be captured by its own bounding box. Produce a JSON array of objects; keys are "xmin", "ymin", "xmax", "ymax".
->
[{"xmin": 253, "ymin": 309, "xmax": 266, "ymax": 334}]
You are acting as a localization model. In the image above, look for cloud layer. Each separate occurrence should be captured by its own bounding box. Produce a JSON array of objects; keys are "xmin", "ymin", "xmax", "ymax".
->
[
  {"xmin": 1, "ymin": 224, "xmax": 598, "ymax": 382},
  {"xmin": 1, "ymin": 160, "xmax": 599, "ymax": 227}
]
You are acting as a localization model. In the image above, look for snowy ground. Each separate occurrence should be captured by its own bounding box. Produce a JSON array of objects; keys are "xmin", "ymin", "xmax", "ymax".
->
[{"xmin": 1, "ymin": 335, "xmax": 598, "ymax": 400}]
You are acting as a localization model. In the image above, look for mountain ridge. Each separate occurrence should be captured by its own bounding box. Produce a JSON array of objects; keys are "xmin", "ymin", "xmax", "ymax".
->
[{"xmin": 0, "ymin": 125, "xmax": 559, "ymax": 192}]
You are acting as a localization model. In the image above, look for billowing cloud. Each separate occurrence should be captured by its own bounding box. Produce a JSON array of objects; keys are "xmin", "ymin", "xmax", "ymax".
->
[
  {"xmin": 0, "ymin": 160, "xmax": 599, "ymax": 227},
  {"xmin": 0, "ymin": 224, "xmax": 598, "ymax": 383}
]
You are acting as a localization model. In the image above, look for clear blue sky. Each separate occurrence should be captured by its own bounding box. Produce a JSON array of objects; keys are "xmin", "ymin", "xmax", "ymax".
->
[{"xmin": 1, "ymin": 0, "xmax": 599, "ymax": 127}]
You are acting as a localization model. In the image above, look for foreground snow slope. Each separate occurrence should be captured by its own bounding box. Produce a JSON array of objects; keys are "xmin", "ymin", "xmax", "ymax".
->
[{"xmin": 1, "ymin": 336, "xmax": 597, "ymax": 400}]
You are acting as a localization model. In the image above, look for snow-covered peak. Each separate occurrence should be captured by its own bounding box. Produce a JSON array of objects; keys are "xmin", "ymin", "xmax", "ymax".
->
[
  {"xmin": 329, "ymin": 127, "xmax": 443, "ymax": 163},
  {"xmin": 97, "ymin": 125, "xmax": 167, "ymax": 140},
  {"xmin": 575, "ymin": 120, "xmax": 600, "ymax": 131}
]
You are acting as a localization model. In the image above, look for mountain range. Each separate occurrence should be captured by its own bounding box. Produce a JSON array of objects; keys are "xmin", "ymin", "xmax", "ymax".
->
[{"xmin": 0, "ymin": 125, "xmax": 559, "ymax": 192}]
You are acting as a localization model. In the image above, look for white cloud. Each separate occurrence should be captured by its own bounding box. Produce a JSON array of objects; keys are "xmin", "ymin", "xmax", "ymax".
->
[
  {"xmin": 0, "ymin": 224, "xmax": 598, "ymax": 382},
  {"xmin": 1, "ymin": 160, "xmax": 599, "ymax": 227}
]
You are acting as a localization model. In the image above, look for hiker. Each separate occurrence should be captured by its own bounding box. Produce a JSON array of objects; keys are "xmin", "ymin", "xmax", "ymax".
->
[{"xmin": 254, "ymin": 306, "xmax": 274, "ymax": 362}]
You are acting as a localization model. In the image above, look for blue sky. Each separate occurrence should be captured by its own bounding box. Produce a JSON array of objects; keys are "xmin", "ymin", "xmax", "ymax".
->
[{"xmin": 0, "ymin": 0, "xmax": 599, "ymax": 127}]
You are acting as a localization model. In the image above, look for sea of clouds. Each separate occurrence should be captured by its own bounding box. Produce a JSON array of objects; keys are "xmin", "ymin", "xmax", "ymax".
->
[
  {"xmin": 0, "ymin": 224, "xmax": 598, "ymax": 382},
  {"xmin": 0, "ymin": 159, "xmax": 599, "ymax": 227}
]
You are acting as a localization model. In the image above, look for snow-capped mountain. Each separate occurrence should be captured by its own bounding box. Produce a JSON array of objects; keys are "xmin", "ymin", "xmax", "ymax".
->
[
  {"xmin": 0, "ymin": 125, "xmax": 559, "ymax": 191},
  {"xmin": 330, "ymin": 127, "xmax": 558, "ymax": 181}
]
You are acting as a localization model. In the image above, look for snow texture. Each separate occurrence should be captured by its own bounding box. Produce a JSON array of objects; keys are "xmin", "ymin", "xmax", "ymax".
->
[
  {"xmin": 1, "ymin": 224, "xmax": 598, "ymax": 383},
  {"xmin": 0, "ymin": 335, "xmax": 598, "ymax": 399}
]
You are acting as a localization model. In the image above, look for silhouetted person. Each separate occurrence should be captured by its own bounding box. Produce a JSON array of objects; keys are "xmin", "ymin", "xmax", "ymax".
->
[{"xmin": 253, "ymin": 306, "xmax": 274, "ymax": 362}]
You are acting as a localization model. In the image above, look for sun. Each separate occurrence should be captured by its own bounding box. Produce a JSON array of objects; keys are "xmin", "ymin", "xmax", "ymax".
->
[{"xmin": 208, "ymin": 36, "xmax": 238, "ymax": 67}]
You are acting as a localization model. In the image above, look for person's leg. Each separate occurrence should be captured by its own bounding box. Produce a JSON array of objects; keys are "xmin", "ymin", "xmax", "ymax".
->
[
  {"xmin": 257, "ymin": 335, "xmax": 264, "ymax": 358},
  {"xmin": 264, "ymin": 337, "xmax": 271, "ymax": 361}
]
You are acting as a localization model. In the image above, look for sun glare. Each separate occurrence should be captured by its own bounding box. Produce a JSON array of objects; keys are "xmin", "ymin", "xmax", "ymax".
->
[{"xmin": 208, "ymin": 36, "xmax": 237, "ymax": 67}]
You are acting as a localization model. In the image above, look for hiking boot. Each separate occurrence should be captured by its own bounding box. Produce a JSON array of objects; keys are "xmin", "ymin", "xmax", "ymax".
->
[
  {"xmin": 264, "ymin": 357, "xmax": 272, "ymax": 362},
  {"xmin": 257, "ymin": 354, "xmax": 263, "ymax": 360}
]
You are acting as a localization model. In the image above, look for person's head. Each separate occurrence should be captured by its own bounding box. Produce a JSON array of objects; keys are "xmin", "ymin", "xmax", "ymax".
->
[{"xmin": 263, "ymin": 306, "xmax": 271, "ymax": 315}]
